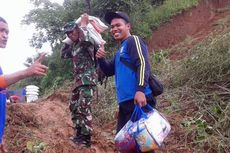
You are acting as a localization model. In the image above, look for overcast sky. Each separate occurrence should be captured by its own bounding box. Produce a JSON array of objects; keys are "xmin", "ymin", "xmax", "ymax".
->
[{"xmin": 0, "ymin": 0, "xmax": 63, "ymax": 74}]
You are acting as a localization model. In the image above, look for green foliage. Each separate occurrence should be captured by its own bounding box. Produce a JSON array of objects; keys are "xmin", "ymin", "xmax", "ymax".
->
[
  {"xmin": 94, "ymin": 0, "xmax": 198, "ymax": 39},
  {"xmin": 92, "ymin": 0, "xmax": 139, "ymax": 17},
  {"xmin": 39, "ymin": 47, "xmax": 73, "ymax": 94},
  {"xmin": 23, "ymin": 0, "xmax": 88, "ymax": 49},
  {"xmin": 179, "ymin": 93, "xmax": 230, "ymax": 152},
  {"xmin": 26, "ymin": 140, "xmax": 47, "ymax": 153},
  {"xmin": 92, "ymin": 78, "xmax": 117, "ymax": 124},
  {"xmin": 173, "ymin": 32, "xmax": 230, "ymax": 86},
  {"xmin": 161, "ymin": 30, "xmax": 230, "ymax": 152},
  {"xmin": 131, "ymin": 0, "xmax": 199, "ymax": 38},
  {"xmin": 23, "ymin": 0, "xmax": 65, "ymax": 48},
  {"xmin": 147, "ymin": 0, "xmax": 198, "ymax": 28},
  {"xmin": 23, "ymin": 0, "xmax": 198, "ymax": 48}
]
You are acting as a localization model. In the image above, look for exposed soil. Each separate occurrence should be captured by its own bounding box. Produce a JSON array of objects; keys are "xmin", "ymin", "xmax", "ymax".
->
[
  {"xmin": 5, "ymin": 89, "xmax": 116, "ymax": 153},
  {"xmin": 4, "ymin": 0, "xmax": 230, "ymax": 153},
  {"xmin": 148, "ymin": 0, "xmax": 230, "ymax": 59}
]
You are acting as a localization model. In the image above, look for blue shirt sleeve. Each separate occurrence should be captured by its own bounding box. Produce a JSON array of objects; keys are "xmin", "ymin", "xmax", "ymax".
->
[
  {"xmin": 126, "ymin": 36, "xmax": 151, "ymax": 92},
  {"xmin": 98, "ymin": 57, "xmax": 115, "ymax": 77}
]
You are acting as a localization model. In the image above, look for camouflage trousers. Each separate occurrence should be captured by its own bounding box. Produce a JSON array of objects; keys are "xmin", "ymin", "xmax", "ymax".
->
[{"xmin": 69, "ymin": 85, "xmax": 96, "ymax": 136}]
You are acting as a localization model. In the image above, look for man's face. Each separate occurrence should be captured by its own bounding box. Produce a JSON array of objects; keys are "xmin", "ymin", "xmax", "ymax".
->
[
  {"xmin": 0, "ymin": 21, "xmax": 9, "ymax": 48},
  {"xmin": 67, "ymin": 28, "xmax": 79, "ymax": 43},
  {"xmin": 110, "ymin": 18, "xmax": 130, "ymax": 41}
]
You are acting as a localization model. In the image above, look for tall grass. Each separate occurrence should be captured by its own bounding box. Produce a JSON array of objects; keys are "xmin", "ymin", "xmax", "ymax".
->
[
  {"xmin": 174, "ymin": 32, "xmax": 230, "ymax": 87},
  {"xmin": 162, "ymin": 31, "xmax": 230, "ymax": 152},
  {"xmin": 92, "ymin": 78, "xmax": 118, "ymax": 125},
  {"xmin": 131, "ymin": 0, "xmax": 199, "ymax": 38},
  {"xmin": 147, "ymin": 0, "xmax": 199, "ymax": 28}
]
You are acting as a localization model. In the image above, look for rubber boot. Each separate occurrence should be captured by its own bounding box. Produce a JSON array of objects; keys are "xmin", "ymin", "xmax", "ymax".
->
[
  {"xmin": 70, "ymin": 127, "xmax": 82, "ymax": 143},
  {"xmin": 78, "ymin": 134, "xmax": 91, "ymax": 148}
]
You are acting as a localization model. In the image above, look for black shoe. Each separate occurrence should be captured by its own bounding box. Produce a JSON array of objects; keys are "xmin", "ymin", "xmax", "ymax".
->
[
  {"xmin": 70, "ymin": 134, "xmax": 82, "ymax": 143},
  {"xmin": 77, "ymin": 134, "xmax": 91, "ymax": 148},
  {"xmin": 70, "ymin": 127, "xmax": 82, "ymax": 143}
]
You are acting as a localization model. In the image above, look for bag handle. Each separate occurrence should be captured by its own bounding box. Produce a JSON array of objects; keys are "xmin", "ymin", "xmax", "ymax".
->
[
  {"xmin": 145, "ymin": 104, "xmax": 155, "ymax": 112},
  {"xmin": 130, "ymin": 105, "xmax": 142, "ymax": 121},
  {"xmin": 129, "ymin": 104, "xmax": 156, "ymax": 153},
  {"xmin": 130, "ymin": 104, "xmax": 153, "ymax": 122}
]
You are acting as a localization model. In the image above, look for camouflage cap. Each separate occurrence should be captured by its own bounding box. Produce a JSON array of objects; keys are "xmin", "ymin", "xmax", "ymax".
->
[{"xmin": 63, "ymin": 21, "xmax": 78, "ymax": 33}]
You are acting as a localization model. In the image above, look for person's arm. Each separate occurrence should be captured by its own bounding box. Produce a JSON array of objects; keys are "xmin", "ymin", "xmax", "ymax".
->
[
  {"xmin": 127, "ymin": 36, "xmax": 151, "ymax": 92},
  {"xmin": 78, "ymin": 13, "xmax": 100, "ymax": 45},
  {"xmin": 0, "ymin": 75, "xmax": 7, "ymax": 88},
  {"xmin": 96, "ymin": 44, "xmax": 115, "ymax": 76},
  {"xmin": 0, "ymin": 53, "xmax": 48, "ymax": 88},
  {"xmin": 127, "ymin": 36, "xmax": 151, "ymax": 107},
  {"xmin": 98, "ymin": 58, "xmax": 115, "ymax": 76}
]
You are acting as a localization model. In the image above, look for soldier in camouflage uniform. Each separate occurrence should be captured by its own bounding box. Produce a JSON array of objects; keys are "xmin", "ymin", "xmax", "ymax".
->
[{"xmin": 61, "ymin": 14, "xmax": 98, "ymax": 147}]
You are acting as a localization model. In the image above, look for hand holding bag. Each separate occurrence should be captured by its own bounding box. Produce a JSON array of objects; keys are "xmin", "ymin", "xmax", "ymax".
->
[{"xmin": 114, "ymin": 105, "xmax": 171, "ymax": 152}]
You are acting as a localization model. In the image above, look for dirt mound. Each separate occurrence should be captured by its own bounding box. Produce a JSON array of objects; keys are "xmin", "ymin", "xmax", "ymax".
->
[
  {"xmin": 5, "ymin": 91, "xmax": 116, "ymax": 153},
  {"xmin": 4, "ymin": 0, "xmax": 230, "ymax": 152}
]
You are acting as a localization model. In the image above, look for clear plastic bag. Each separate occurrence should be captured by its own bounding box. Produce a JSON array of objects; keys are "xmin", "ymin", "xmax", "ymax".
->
[
  {"xmin": 114, "ymin": 120, "xmax": 137, "ymax": 153},
  {"xmin": 135, "ymin": 106, "xmax": 171, "ymax": 152},
  {"xmin": 114, "ymin": 104, "xmax": 171, "ymax": 153}
]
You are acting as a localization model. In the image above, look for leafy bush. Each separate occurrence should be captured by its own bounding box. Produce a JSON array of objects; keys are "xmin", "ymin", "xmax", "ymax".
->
[
  {"xmin": 92, "ymin": 78, "xmax": 118, "ymax": 125},
  {"xmin": 164, "ymin": 31, "xmax": 230, "ymax": 152},
  {"xmin": 174, "ymin": 32, "xmax": 230, "ymax": 86}
]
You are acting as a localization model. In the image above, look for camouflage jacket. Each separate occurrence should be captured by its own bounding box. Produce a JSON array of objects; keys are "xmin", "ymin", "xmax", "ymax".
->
[{"xmin": 61, "ymin": 28, "xmax": 98, "ymax": 89}]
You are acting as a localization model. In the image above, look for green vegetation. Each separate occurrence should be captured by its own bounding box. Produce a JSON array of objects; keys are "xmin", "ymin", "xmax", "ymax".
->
[
  {"xmin": 26, "ymin": 140, "xmax": 48, "ymax": 153},
  {"xmin": 92, "ymin": 78, "xmax": 117, "ymax": 125},
  {"xmin": 131, "ymin": 0, "xmax": 199, "ymax": 38},
  {"xmin": 157, "ymin": 27, "xmax": 230, "ymax": 152},
  {"xmin": 173, "ymin": 33, "xmax": 230, "ymax": 87}
]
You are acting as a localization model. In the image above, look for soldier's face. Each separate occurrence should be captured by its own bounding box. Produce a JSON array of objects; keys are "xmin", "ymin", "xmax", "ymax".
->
[
  {"xmin": 0, "ymin": 21, "xmax": 9, "ymax": 48},
  {"xmin": 67, "ymin": 28, "xmax": 79, "ymax": 42}
]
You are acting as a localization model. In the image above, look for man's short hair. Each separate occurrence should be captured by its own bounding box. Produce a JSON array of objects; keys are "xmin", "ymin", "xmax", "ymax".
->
[
  {"xmin": 0, "ymin": 16, "xmax": 7, "ymax": 24},
  {"xmin": 63, "ymin": 21, "xmax": 78, "ymax": 34},
  {"xmin": 104, "ymin": 11, "xmax": 130, "ymax": 24}
]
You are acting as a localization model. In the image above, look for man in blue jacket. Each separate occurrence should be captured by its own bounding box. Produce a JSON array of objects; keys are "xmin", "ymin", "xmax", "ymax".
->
[{"xmin": 96, "ymin": 11, "xmax": 156, "ymax": 138}]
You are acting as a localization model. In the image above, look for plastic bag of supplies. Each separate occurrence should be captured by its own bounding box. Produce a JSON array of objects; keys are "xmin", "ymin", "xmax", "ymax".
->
[
  {"xmin": 114, "ymin": 104, "xmax": 171, "ymax": 153},
  {"xmin": 135, "ymin": 105, "xmax": 171, "ymax": 152},
  {"xmin": 114, "ymin": 105, "xmax": 144, "ymax": 152},
  {"xmin": 114, "ymin": 120, "xmax": 137, "ymax": 153}
]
